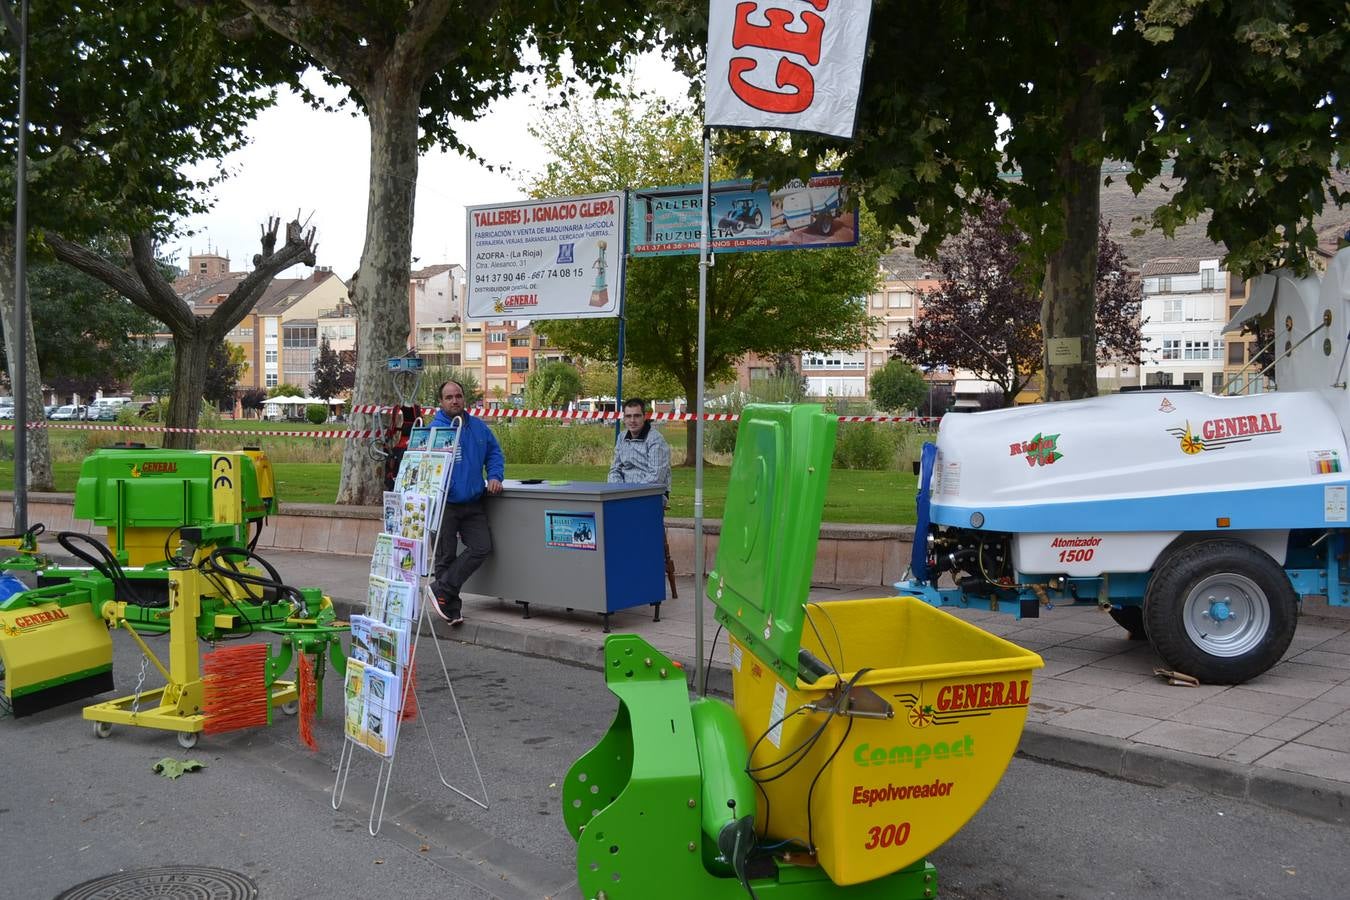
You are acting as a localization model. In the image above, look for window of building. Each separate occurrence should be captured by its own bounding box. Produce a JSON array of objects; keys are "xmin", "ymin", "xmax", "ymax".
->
[
  {"xmin": 749, "ymin": 366, "xmax": 770, "ymax": 380},
  {"xmin": 265, "ymin": 373, "xmax": 278, "ymax": 387},
  {"xmin": 1157, "ymin": 276, "xmax": 1172, "ymax": 293},
  {"xmin": 1162, "ymin": 298, "xmax": 1183, "ymax": 322},
  {"xmin": 1161, "ymin": 339, "xmax": 1181, "ymax": 360},
  {"xmin": 509, "ymin": 337, "xmax": 529, "ymax": 347},
  {"xmin": 801, "ymin": 352, "xmax": 865, "ymax": 370},
  {"xmin": 1227, "ymin": 341, "xmax": 1245, "ymax": 364},
  {"xmin": 1146, "ymin": 371, "xmax": 1173, "ymax": 387},
  {"xmin": 446, "ymin": 353, "xmax": 461, "ymax": 366},
  {"xmin": 1212, "ymin": 372, "xmax": 1226, "ymax": 394},
  {"xmin": 510, "ymin": 358, "xmax": 530, "ymax": 373},
  {"xmin": 487, "ymin": 354, "xmax": 507, "ymax": 367},
  {"xmin": 1201, "ymin": 269, "xmax": 1215, "ymax": 290},
  {"xmin": 871, "ymin": 352, "xmax": 886, "ymax": 367},
  {"xmin": 887, "ymin": 291, "xmax": 902, "ymax": 308},
  {"xmin": 1183, "ymin": 372, "xmax": 1203, "ymax": 391},
  {"xmin": 1229, "ymin": 273, "xmax": 1246, "ymax": 298},
  {"xmin": 283, "ymin": 326, "xmax": 317, "ymax": 349},
  {"xmin": 1188, "ymin": 340, "xmax": 1220, "ymax": 361},
  {"xmin": 871, "ymin": 293, "xmax": 883, "ymax": 309},
  {"xmin": 1229, "ymin": 304, "xmax": 1243, "ymax": 320},
  {"xmin": 465, "ymin": 343, "xmax": 482, "ymax": 361},
  {"xmin": 536, "ymin": 335, "xmax": 549, "ymax": 347},
  {"xmin": 265, "ymin": 350, "xmax": 278, "ymax": 364},
  {"xmin": 488, "ymin": 331, "xmax": 507, "ymax": 343}
]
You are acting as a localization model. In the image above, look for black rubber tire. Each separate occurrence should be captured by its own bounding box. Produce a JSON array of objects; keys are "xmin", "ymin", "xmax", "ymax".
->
[
  {"xmin": 816, "ymin": 214, "xmax": 834, "ymax": 236},
  {"xmin": 1143, "ymin": 539, "xmax": 1297, "ymax": 684},
  {"xmin": 750, "ymin": 210, "xmax": 763, "ymax": 229},
  {"xmin": 1108, "ymin": 605, "xmax": 1148, "ymax": 641}
]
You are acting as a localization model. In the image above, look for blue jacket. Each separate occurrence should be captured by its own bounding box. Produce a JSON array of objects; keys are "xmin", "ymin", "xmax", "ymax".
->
[{"xmin": 429, "ymin": 409, "xmax": 505, "ymax": 503}]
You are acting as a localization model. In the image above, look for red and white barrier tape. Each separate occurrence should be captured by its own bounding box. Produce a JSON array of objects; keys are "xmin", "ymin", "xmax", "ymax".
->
[
  {"xmin": 0, "ymin": 407, "xmax": 939, "ymax": 438},
  {"xmin": 0, "ymin": 421, "xmax": 391, "ymax": 439},
  {"xmin": 348, "ymin": 404, "xmax": 941, "ymax": 424}
]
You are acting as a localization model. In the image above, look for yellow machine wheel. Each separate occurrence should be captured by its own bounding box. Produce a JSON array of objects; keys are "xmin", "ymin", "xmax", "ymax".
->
[
  {"xmin": 93, "ymin": 721, "xmax": 113, "ymax": 739},
  {"xmin": 176, "ymin": 731, "xmax": 199, "ymax": 750}
]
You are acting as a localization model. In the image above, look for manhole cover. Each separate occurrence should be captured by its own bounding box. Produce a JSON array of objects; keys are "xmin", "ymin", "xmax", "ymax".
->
[{"xmin": 57, "ymin": 866, "xmax": 258, "ymax": 899}]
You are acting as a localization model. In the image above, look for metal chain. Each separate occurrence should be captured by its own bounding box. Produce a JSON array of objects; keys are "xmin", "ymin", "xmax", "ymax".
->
[{"xmin": 130, "ymin": 655, "xmax": 149, "ymax": 713}]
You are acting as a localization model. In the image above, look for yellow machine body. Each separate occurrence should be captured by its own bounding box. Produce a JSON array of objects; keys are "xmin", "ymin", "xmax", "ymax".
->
[
  {"xmin": 729, "ymin": 596, "xmax": 1043, "ymax": 886},
  {"xmin": 0, "ymin": 599, "xmax": 113, "ymax": 713}
]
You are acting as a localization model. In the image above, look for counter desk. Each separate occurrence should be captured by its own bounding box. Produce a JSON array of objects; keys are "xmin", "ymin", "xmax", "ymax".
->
[{"xmin": 460, "ymin": 480, "xmax": 667, "ymax": 630}]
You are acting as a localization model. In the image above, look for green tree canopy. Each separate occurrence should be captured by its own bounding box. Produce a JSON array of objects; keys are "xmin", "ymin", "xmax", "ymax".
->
[
  {"xmin": 0, "ymin": 251, "xmax": 159, "ymax": 399},
  {"xmin": 659, "ymin": 0, "xmax": 1348, "ymax": 401},
  {"xmin": 893, "ymin": 197, "xmax": 1142, "ymax": 406},
  {"xmin": 525, "ymin": 362, "xmax": 583, "ymax": 409},
  {"xmin": 580, "ymin": 363, "xmax": 682, "ymax": 405},
  {"xmin": 193, "ymin": 0, "xmax": 664, "ymax": 503},
  {"xmin": 529, "ymin": 97, "xmax": 883, "ymax": 462},
  {"xmin": 869, "ymin": 360, "xmax": 929, "ymax": 414},
  {"xmin": 131, "ymin": 347, "xmax": 174, "ymax": 399},
  {"xmin": 309, "ymin": 335, "xmax": 353, "ymax": 401}
]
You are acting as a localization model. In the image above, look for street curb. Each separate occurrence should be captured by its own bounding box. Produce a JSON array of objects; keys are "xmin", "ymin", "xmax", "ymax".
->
[
  {"xmin": 1013, "ymin": 724, "xmax": 1347, "ymax": 826},
  {"xmin": 334, "ymin": 599, "xmax": 1350, "ymax": 827}
]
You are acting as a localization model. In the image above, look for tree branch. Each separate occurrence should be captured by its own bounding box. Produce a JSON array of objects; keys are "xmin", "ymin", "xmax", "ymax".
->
[
  {"xmin": 129, "ymin": 233, "xmax": 201, "ymax": 334},
  {"xmin": 226, "ymin": 0, "xmax": 371, "ymax": 88},
  {"xmin": 401, "ymin": 0, "xmax": 503, "ymax": 82},
  {"xmin": 207, "ymin": 217, "xmax": 318, "ymax": 336},
  {"xmin": 44, "ymin": 233, "xmax": 164, "ymax": 321}
]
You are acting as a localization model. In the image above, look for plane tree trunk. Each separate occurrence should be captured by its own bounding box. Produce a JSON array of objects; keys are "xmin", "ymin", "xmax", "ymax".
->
[{"xmin": 0, "ymin": 235, "xmax": 55, "ymax": 492}]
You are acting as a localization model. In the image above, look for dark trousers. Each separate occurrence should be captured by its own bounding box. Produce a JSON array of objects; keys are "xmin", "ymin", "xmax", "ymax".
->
[{"xmin": 431, "ymin": 498, "xmax": 493, "ymax": 618}]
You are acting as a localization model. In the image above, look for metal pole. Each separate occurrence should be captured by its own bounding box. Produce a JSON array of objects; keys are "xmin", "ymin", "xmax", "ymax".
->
[
  {"xmin": 9, "ymin": 0, "xmax": 27, "ymax": 532},
  {"xmin": 694, "ymin": 128, "xmax": 711, "ymax": 695},
  {"xmin": 614, "ymin": 315, "xmax": 625, "ymax": 439}
]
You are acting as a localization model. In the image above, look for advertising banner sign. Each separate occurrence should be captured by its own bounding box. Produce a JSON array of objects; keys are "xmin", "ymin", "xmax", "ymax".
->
[
  {"xmin": 628, "ymin": 172, "xmax": 856, "ymax": 257},
  {"xmin": 466, "ymin": 192, "xmax": 626, "ymax": 320},
  {"xmin": 705, "ymin": 0, "xmax": 874, "ymax": 139}
]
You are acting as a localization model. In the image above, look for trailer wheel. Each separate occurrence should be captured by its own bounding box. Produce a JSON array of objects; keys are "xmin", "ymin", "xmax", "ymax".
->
[
  {"xmin": 177, "ymin": 731, "xmax": 199, "ymax": 750},
  {"xmin": 815, "ymin": 214, "xmax": 834, "ymax": 236},
  {"xmin": 1143, "ymin": 540, "xmax": 1297, "ymax": 684},
  {"xmin": 93, "ymin": 721, "xmax": 113, "ymax": 739}
]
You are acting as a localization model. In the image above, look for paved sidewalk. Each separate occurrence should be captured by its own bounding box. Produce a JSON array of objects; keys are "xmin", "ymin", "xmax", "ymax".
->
[{"xmin": 264, "ymin": 548, "xmax": 1350, "ymax": 825}]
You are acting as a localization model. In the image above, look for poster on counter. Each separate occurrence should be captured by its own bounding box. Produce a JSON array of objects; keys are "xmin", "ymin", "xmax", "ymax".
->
[
  {"xmin": 466, "ymin": 192, "xmax": 626, "ymax": 320},
  {"xmin": 544, "ymin": 511, "xmax": 598, "ymax": 551},
  {"xmin": 628, "ymin": 173, "xmax": 856, "ymax": 257}
]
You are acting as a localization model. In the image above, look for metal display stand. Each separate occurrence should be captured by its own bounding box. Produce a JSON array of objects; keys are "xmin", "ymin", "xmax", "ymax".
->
[{"xmin": 331, "ymin": 423, "xmax": 490, "ymax": 835}]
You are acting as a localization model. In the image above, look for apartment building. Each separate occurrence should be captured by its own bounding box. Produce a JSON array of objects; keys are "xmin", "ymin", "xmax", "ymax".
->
[{"xmin": 1138, "ymin": 257, "xmax": 1230, "ymax": 394}]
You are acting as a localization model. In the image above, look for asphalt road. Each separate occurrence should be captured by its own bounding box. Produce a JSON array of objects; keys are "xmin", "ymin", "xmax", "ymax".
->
[{"xmin": 3, "ymin": 628, "xmax": 1346, "ymax": 899}]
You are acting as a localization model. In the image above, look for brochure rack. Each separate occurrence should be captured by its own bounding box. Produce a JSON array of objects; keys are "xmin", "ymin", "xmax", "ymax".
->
[{"xmin": 332, "ymin": 424, "xmax": 490, "ymax": 834}]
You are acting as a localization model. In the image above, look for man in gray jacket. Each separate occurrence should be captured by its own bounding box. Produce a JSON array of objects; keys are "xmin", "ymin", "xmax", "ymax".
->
[{"xmin": 608, "ymin": 398, "xmax": 676, "ymax": 596}]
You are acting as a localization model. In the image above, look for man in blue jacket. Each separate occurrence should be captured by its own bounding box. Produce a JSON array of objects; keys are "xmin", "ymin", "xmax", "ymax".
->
[{"xmin": 428, "ymin": 379, "xmax": 504, "ymax": 626}]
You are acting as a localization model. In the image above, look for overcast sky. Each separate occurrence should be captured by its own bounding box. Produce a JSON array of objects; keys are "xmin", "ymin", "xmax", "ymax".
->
[{"xmin": 174, "ymin": 54, "xmax": 690, "ymax": 281}]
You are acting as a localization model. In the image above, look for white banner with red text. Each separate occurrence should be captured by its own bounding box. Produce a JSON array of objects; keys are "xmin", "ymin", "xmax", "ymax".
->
[
  {"xmin": 465, "ymin": 192, "xmax": 626, "ymax": 321},
  {"xmin": 705, "ymin": 0, "xmax": 873, "ymax": 139}
]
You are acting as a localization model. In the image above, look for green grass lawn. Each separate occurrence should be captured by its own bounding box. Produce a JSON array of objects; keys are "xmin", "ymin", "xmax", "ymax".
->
[{"xmin": 0, "ymin": 459, "xmax": 919, "ymax": 524}]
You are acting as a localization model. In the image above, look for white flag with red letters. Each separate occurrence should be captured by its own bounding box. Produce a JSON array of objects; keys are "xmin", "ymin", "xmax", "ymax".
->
[{"xmin": 705, "ymin": 0, "xmax": 872, "ymax": 139}]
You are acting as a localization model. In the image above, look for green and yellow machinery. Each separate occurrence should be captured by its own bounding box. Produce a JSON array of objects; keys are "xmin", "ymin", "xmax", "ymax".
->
[
  {"xmin": 563, "ymin": 405, "xmax": 1044, "ymax": 898},
  {"xmin": 0, "ymin": 447, "xmax": 346, "ymax": 747}
]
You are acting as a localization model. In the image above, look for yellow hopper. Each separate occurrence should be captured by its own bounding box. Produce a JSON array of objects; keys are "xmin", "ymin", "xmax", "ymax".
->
[
  {"xmin": 728, "ymin": 596, "xmax": 1042, "ymax": 885},
  {"xmin": 710, "ymin": 405, "xmax": 1044, "ymax": 886}
]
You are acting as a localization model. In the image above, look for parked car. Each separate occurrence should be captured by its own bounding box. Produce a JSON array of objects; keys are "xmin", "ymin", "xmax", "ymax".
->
[
  {"xmin": 0, "ymin": 406, "xmax": 13, "ymax": 420},
  {"xmin": 44, "ymin": 404, "xmax": 59, "ymax": 418},
  {"xmin": 50, "ymin": 404, "xmax": 87, "ymax": 421}
]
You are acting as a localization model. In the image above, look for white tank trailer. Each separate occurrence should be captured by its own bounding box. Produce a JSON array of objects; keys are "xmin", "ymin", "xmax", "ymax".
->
[{"xmin": 900, "ymin": 246, "xmax": 1350, "ymax": 683}]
